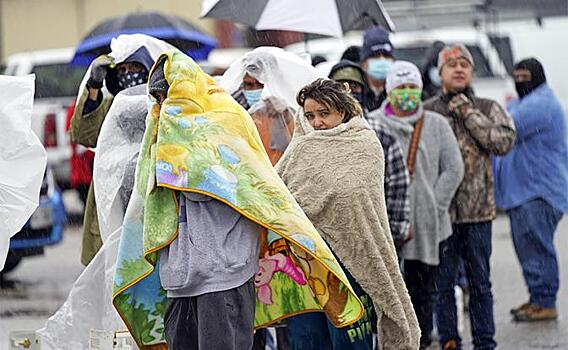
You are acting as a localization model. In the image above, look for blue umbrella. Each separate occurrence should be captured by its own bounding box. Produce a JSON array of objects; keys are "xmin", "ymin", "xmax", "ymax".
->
[{"xmin": 72, "ymin": 11, "xmax": 217, "ymax": 65}]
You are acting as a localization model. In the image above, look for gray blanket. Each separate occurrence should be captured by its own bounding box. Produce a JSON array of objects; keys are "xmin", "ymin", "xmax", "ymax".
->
[{"xmin": 276, "ymin": 111, "xmax": 420, "ymax": 350}]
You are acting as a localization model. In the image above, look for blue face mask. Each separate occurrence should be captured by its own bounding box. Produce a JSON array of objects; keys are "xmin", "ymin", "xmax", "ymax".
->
[
  {"xmin": 243, "ymin": 89, "xmax": 263, "ymax": 107},
  {"xmin": 428, "ymin": 67, "xmax": 442, "ymax": 87},
  {"xmin": 367, "ymin": 58, "xmax": 393, "ymax": 81}
]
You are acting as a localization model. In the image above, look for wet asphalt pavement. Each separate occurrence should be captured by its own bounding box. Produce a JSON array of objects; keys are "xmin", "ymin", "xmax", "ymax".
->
[{"xmin": 0, "ymin": 192, "xmax": 567, "ymax": 349}]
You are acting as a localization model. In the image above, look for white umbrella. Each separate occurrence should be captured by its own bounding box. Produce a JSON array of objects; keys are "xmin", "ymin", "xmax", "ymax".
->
[{"xmin": 201, "ymin": 0, "xmax": 395, "ymax": 37}]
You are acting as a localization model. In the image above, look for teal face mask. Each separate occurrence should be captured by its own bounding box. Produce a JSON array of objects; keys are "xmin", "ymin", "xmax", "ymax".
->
[
  {"xmin": 367, "ymin": 59, "xmax": 393, "ymax": 81},
  {"xmin": 389, "ymin": 88, "xmax": 422, "ymax": 113},
  {"xmin": 243, "ymin": 89, "xmax": 262, "ymax": 107}
]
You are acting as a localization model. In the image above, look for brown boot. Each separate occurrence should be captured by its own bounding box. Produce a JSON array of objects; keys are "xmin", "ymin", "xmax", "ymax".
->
[
  {"xmin": 514, "ymin": 305, "xmax": 558, "ymax": 322},
  {"xmin": 510, "ymin": 302, "xmax": 533, "ymax": 316},
  {"xmin": 443, "ymin": 340, "xmax": 458, "ymax": 350}
]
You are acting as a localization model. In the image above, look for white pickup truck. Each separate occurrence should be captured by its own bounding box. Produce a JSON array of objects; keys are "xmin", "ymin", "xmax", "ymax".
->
[
  {"xmin": 286, "ymin": 28, "xmax": 516, "ymax": 107},
  {"xmin": 3, "ymin": 48, "xmax": 87, "ymax": 189}
]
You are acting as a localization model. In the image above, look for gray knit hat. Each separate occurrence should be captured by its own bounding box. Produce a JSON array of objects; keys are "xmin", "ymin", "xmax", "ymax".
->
[
  {"xmin": 438, "ymin": 44, "xmax": 475, "ymax": 71},
  {"xmin": 386, "ymin": 61, "xmax": 423, "ymax": 93}
]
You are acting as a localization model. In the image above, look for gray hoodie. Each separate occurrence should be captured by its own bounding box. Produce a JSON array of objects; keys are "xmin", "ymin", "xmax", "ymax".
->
[
  {"xmin": 368, "ymin": 105, "xmax": 464, "ymax": 265},
  {"xmin": 159, "ymin": 192, "xmax": 261, "ymax": 297}
]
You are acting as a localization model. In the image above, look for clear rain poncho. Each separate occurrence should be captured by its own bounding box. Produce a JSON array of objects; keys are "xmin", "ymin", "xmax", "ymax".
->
[
  {"xmin": 219, "ymin": 46, "xmax": 323, "ymax": 110},
  {"xmin": 93, "ymin": 85, "xmax": 147, "ymax": 242},
  {"xmin": 38, "ymin": 85, "xmax": 148, "ymax": 350},
  {"xmin": 38, "ymin": 35, "xmax": 174, "ymax": 350},
  {"xmin": 219, "ymin": 47, "xmax": 324, "ymax": 164},
  {"xmin": 0, "ymin": 75, "xmax": 46, "ymax": 271}
]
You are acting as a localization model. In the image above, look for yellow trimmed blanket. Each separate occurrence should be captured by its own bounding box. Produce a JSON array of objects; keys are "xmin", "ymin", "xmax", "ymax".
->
[{"xmin": 111, "ymin": 49, "xmax": 364, "ymax": 349}]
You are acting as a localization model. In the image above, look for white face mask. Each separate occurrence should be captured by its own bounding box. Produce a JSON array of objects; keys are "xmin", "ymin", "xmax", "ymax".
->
[{"xmin": 428, "ymin": 67, "xmax": 441, "ymax": 87}]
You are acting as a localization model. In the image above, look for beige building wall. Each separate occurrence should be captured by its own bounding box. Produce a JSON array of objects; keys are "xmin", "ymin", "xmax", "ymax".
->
[{"xmin": 0, "ymin": 0, "xmax": 215, "ymax": 59}]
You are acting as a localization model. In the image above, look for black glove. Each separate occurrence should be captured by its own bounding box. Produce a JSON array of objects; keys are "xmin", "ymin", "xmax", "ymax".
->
[{"xmin": 87, "ymin": 55, "xmax": 114, "ymax": 89}]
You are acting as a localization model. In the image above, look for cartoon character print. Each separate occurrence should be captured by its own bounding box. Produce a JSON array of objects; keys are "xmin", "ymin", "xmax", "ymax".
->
[{"xmin": 255, "ymin": 251, "xmax": 307, "ymax": 305}]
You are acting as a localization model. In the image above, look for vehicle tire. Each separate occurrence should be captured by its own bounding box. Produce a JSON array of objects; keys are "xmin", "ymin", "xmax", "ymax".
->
[{"xmin": 1, "ymin": 251, "xmax": 22, "ymax": 274}]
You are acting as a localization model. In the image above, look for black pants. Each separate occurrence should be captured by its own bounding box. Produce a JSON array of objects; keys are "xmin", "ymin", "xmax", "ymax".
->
[
  {"xmin": 436, "ymin": 224, "xmax": 496, "ymax": 350},
  {"xmin": 164, "ymin": 278, "xmax": 256, "ymax": 350},
  {"xmin": 404, "ymin": 259, "xmax": 437, "ymax": 349},
  {"xmin": 252, "ymin": 327, "xmax": 292, "ymax": 350}
]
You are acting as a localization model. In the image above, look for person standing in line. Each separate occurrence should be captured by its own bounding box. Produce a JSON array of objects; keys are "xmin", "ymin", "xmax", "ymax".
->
[
  {"xmin": 220, "ymin": 47, "xmax": 322, "ymax": 350},
  {"xmin": 221, "ymin": 47, "xmax": 322, "ymax": 166},
  {"xmin": 424, "ymin": 44, "xmax": 516, "ymax": 350},
  {"xmin": 495, "ymin": 58, "xmax": 568, "ymax": 322},
  {"xmin": 149, "ymin": 57, "xmax": 262, "ymax": 350},
  {"xmin": 369, "ymin": 61, "xmax": 464, "ymax": 349},
  {"xmin": 70, "ymin": 38, "xmax": 157, "ymax": 266},
  {"xmin": 329, "ymin": 60, "xmax": 411, "ymax": 251},
  {"xmin": 280, "ymin": 78, "xmax": 420, "ymax": 350},
  {"xmin": 360, "ymin": 26, "xmax": 395, "ymax": 112}
]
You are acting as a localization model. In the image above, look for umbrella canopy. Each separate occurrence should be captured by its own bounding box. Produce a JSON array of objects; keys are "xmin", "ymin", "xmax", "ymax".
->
[
  {"xmin": 201, "ymin": 0, "xmax": 395, "ymax": 37},
  {"xmin": 72, "ymin": 11, "xmax": 217, "ymax": 66}
]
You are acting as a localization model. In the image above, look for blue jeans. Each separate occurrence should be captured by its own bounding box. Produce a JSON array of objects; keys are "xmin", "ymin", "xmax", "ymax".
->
[
  {"xmin": 286, "ymin": 268, "xmax": 376, "ymax": 350},
  {"xmin": 436, "ymin": 222, "xmax": 496, "ymax": 350},
  {"xmin": 508, "ymin": 199, "xmax": 563, "ymax": 309}
]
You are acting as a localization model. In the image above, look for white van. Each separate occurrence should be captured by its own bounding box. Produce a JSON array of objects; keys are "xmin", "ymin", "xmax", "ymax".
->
[
  {"xmin": 285, "ymin": 28, "xmax": 515, "ymax": 107},
  {"xmin": 3, "ymin": 48, "xmax": 87, "ymax": 189}
]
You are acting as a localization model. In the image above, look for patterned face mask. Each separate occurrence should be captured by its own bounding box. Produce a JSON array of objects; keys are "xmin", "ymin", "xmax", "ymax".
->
[
  {"xmin": 389, "ymin": 88, "xmax": 422, "ymax": 113},
  {"xmin": 118, "ymin": 70, "xmax": 149, "ymax": 89}
]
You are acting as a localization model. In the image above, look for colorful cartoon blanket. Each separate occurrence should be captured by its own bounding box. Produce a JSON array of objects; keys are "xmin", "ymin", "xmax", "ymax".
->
[{"xmin": 112, "ymin": 50, "xmax": 364, "ymax": 349}]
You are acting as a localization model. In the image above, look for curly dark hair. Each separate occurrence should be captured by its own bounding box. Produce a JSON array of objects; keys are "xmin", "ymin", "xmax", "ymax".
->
[{"xmin": 296, "ymin": 78, "xmax": 363, "ymax": 122}]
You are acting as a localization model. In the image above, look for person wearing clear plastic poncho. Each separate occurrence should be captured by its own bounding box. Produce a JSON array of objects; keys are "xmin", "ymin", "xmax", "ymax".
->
[
  {"xmin": 219, "ymin": 47, "xmax": 323, "ymax": 166},
  {"xmin": 0, "ymin": 75, "xmax": 46, "ymax": 273},
  {"xmin": 220, "ymin": 47, "xmax": 323, "ymax": 349},
  {"xmin": 37, "ymin": 36, "xmax": 175, "ymax": 350},
  {"xmin": 70, "ymin": 34, "xmax": 174, "ymax": 265}
]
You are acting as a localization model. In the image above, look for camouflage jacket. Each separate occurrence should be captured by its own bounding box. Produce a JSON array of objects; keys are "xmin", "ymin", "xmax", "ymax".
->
[{"xmin": 424, "ymin": 89, "xmax": 516, "ymax": 223}]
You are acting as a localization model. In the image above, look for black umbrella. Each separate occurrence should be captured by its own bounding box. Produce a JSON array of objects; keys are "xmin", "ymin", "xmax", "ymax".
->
[
  {"xmin": 72, "ymin": 11, "xmax": 217, "ymax": 65},
  {"xmin": 201, "ymin": 0, "xmax": 395, "ymax": 37}
]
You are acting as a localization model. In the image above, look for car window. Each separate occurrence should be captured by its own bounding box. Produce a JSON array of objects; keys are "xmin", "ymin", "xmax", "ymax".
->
[
  {"xmin": 465, "ymin": 45, "xmax": 493, "ymax": 77},
  {"xmin": 31, "ymin": 64, "xmax": 87, "ymax": 99},
  {"xmin": 392, "ymin": 46, "xmax": 430, "ymax": 69},
  {"xmin": 395, "ymin": 44, "xmax": 494, "ymax": 77}
]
